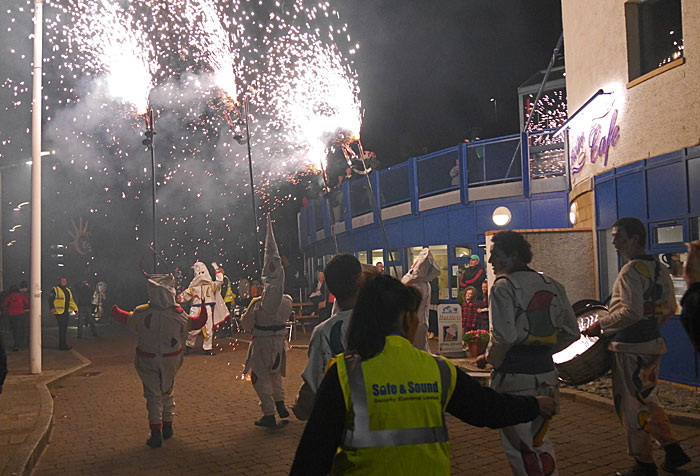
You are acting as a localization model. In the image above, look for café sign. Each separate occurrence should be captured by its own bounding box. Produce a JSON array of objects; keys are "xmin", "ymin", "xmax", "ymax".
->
[{"xmin": 570, "ymin": 108, "xmax": 620, "ymax": 176}]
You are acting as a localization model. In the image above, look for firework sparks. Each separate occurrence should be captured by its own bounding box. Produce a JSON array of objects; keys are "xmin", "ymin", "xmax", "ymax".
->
[{"xmin": 1, "ymin": 0, "xmax": 362, "ymax": 279}]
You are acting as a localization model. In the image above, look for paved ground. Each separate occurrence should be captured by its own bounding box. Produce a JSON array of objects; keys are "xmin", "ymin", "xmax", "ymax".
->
[
  {"xmin": 25, "ymin": 323, "xmax": 700, "ymax": 476},
  {"xmin": 0, "ymin": 315, "xmax": 90, "ymax": 476}
]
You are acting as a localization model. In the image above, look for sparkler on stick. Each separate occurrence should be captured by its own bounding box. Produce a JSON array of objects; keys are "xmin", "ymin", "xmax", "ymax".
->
[
  {"xmin": 225, "ymin": 93, "xmax": 262, "ymax": 273},
  {"xmin": 142, "ymin": 107, "xmax": 158, "ymax": 272}
]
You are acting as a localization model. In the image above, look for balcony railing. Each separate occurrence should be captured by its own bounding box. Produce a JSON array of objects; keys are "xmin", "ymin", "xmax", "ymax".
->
[{"xmin": 301, "ymin": 129, "xmax": 567, "ymax": 245}]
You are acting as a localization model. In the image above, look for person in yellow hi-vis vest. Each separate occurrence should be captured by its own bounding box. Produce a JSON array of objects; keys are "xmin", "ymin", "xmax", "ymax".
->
[
  {"xmin": 290, "ymin": 274, "xmax": 556, "ymax": 475},
  {"xmin": 49, "ymin": 276, "xmax": 78, "ymax": 350}
]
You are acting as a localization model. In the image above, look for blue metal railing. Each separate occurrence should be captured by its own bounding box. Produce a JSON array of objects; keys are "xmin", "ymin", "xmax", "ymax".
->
[
  {"xmin": 465, "ymin": 134, "xmax": 522, "ymax": 186},
  {"xmin": 379, "ymin": 162, "xmax": 410, "ymax": 206},
  {"xmin": 305, "ymin": 129, "xmax": 566, "ymax": 244},
  {"xmin": 416, "ymin": 146, "xmax": 461, "ymax": 198}
]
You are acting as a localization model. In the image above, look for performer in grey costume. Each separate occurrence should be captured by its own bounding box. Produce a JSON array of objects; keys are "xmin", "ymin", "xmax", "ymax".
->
[
  {"xmin": 402, "ymin": 248, "xmax": 441, "ymax": 351},
  {"xmin": 477, "ymin": 231, "xmax": 579, "ymax": 476},
  {"xmin": 112, "ymin": 272, "xmax": 206, "ymax": 448},
  {"xmin": 242, "ymin": 216, "xmax": 294, "ymax": 427}
]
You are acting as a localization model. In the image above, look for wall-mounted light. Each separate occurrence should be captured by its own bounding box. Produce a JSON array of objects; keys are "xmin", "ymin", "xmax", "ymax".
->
[
  {"xmin": 492, "ymin": 206, "xmax": 511, "ymax": 226},
  {"xmin": 569, "ymin": 202, "xmax": 578, "ymax": 225}
]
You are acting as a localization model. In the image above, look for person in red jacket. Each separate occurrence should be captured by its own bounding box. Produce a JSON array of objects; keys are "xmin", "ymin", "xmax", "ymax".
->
[
  {"xmin": 1, "ymin": 285, "xmax": 30, "ymax": 351},
  {"xmin": 459, "ymin": 255, "xmax": 486, "ymax": 298}
]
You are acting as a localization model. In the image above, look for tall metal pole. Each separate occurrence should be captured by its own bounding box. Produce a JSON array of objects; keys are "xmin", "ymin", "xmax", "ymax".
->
[
  {"xmin": 149, "ymin": 108, "xmax": 157, "ymax": 273},
  {"xmin": 30, "ymin": 0, "xmax": 44, "ymax": 374},
  {"xmin": 243, "ymin": 96, "xmax": 262, "ymax": 270}
]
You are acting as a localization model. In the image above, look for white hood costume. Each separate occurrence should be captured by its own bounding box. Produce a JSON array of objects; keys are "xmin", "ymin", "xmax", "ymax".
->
[
  {"xmin": 178, "ymin": 261, "xmax": 228, "ymax": 352},
  {"xmin": 112, "ymin": 272, "xmax": 206, "ymax": 447},
  {"xmin": 486, "ymin": 269, "xmax": 579, "ymax": 476},
  {"xmin": 402, "ymin": 248, "xmax": 441, "ymax": 351},
  {"xmin": 241, "ymin": 216, "xmax": 293, "ymax": 423}
]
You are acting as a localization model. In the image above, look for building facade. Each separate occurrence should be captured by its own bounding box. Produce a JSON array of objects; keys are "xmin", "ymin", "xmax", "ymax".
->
[{"xmin": 561, "ymin": 0, "xmax": 700, "ymax": 385}]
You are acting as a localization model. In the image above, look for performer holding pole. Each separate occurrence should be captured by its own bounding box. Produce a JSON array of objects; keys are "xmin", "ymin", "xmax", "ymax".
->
[
  {"xmin": 112, "ymin": 270, "xmax": 206, "ymax": 448},
  {"xmin": 241, "ymin": 215, "xmax": 294, "ymax": 427}
]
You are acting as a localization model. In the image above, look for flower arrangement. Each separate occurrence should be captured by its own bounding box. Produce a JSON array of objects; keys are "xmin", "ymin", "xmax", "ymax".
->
[{"xmin": 462, "ymin": 329, "xmax": 490, "ymax": 345}]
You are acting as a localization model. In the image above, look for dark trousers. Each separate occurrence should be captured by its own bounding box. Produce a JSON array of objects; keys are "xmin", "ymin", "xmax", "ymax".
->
[
  {"xmin": 56, "ymin": 312, "xmax": 70, "ymax": 348},
  {"xmin": 77, "ymin": 306, "xmax": 96, "ymax": 338},
  {"xmin": 0, "ymin": 332, "xmax": 7, "ymax": 390},
  {"xmin": 428, "ymin": 310, "xmax": 438, "ymax": 334},
  {"xmin": 8, "ymin": 314, "xmax": 25, "ymax": 349}
]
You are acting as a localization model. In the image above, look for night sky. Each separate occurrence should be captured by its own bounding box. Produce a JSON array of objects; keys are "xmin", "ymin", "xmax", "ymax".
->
[
  {"xmin": 341, "ymin": 0, "xmax": 563, "ymax": 166},
  {"xmin": 0, "ymin": 0, "xmax": 563, "ymax": 304}
]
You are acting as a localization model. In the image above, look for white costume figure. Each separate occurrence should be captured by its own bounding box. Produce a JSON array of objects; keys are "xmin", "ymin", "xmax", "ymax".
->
[
  {"xmin": 92, "ymin": 281, "xmax": 107, "ymax": 320},
  {"xmin": 486, "ymin": 269, "xmax": 579, "ymax": 476},
  {"xmin": 112, "ymin": 272, "xmax": 206, "ymax": 448},
  {"xmin": 402, "ymin": 248, "xmax": 441, "ymax": 351},
  {"xmin": 242, "ymin": 216, "xmax": 293, "ymax": 427},
  {"xmin": 598, "ymin": 257, "xmax": 682, "ymax": 467},
  {"xmin": 178, "ymin": 261, "xmax": 229, "ymax": 354}
]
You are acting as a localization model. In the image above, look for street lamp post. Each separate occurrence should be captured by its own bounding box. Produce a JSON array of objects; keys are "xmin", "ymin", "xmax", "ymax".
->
[
  {"xmin": 490, "ymin": 97, "xmax": 498, "ymax": 122},
  {"xmin": 30, "ymin": 0, "xmax": 44, "ymax": 374}
]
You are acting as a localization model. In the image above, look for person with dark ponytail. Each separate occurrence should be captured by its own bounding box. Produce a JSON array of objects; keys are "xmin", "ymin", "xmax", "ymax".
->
[{"xmin": 290, "ymin": 274, "xmax": 556, "ymax": 476}]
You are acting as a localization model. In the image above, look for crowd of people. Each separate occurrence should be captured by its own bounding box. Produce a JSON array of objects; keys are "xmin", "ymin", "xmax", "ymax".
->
[{"xmin": 2, "ymin": 215, "xmax": 698, "ymax": 475}]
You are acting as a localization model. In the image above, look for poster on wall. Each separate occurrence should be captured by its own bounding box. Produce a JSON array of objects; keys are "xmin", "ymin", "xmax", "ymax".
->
[{"xmin": 438, "ymin": 303, "xmax": 463, "ymax": 356}]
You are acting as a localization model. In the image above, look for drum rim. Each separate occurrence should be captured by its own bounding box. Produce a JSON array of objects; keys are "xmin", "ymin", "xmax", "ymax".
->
[{"xmin": 555, "ymin": 299, "xmax": 611, "ymax": 385}]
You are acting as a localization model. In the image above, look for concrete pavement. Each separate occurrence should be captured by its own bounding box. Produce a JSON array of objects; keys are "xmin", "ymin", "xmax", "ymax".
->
[{"xmin": 4, "ymin": 321, "xmax": 700, "ymax": 475}]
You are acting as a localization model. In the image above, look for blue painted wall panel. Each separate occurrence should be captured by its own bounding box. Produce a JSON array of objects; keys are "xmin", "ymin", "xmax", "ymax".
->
[
  {"xmin": 385, "ymin": 220, "xmax": 403, "ymax": 247},
  {"xmin": 660, "ymin": 317, "xmax": 700, "ymax": 386},
  {"xmin": 530, "ymin": 197, "xmax": 568, "ymax": 229},
  {"xmin": 402, "ymin": 217, "xmax": 423, "ymax": 246},
  {"xmin": 647, "ymin": 161, "xmax": 686, "ymax": 220},
  {"xmin": 616, "ymin": 172, "xmax": 646, "ymax": 220},
  {"xmin": 596, "ymin": 179, "xmax": 617, "ymax": 228},
  {"xmin": 448, "ymin": 207, "xmax": 476, "ymax": 244},
  {"xmin": 688, "ymin": 157, "xmax": 700, "ymax": 215},
  {"xmin": 423, "ymin": 212, "xmax": 449, "ymax": 245}
]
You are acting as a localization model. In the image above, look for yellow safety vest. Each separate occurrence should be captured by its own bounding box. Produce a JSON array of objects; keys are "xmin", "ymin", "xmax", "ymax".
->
[
  {"xmin": 222, "ymin": 275, "xmax": 235, "ymax": 304},
  {"xmin": 333, "ymin": 335, "xmax": 456, "ymax": 476},
  {"xmin": 52, "ymin": 286, "xmax": 78, "ymax": 315}
]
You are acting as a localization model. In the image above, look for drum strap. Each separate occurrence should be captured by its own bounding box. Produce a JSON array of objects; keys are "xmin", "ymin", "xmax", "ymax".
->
[{"xmin": 496, "ymin": 345, "xmax": 554, "ymax": 374}]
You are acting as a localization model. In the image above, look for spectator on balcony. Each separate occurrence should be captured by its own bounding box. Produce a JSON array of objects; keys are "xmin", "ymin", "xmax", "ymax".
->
[{"xmin": 449, "ymin": 159, "xmax": 460, "ymax": 186}]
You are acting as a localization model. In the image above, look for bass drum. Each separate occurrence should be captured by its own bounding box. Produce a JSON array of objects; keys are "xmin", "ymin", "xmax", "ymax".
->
[{"xmin": 553, "ymin": 299, "xmax": 611, "ymax": 386}]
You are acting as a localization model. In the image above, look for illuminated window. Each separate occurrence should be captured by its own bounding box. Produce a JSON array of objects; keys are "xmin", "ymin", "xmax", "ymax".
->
[
  {"xmin": 371, "ymin": 249, "xmax": 383, "ymax": 266},
  {"xmin": 626, "ymin": 0, "xmax": 683, "ymax": 82},
  {"xmin": 454, "ymin": 246, "xmax": 472, "ymax": 258},
  {"xmin": 653, "ymin": 223, "xmax": 683, "ymax": 245},
  {"xmin": 357, "ymin": 250, "xmax": 368, "ymax": 264},
  {"xmin": 492, "ymin": 206, "xmax": 512, "ymax": 226}
]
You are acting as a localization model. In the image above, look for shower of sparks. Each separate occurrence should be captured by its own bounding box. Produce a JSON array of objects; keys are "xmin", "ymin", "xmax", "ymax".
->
[
  {"xmin": 0, "ymin": 0, "xmax": 361, "ymax": 280},
  {"xmin": 66, "ymin": 0, "xmax": 157, "ymax": 114}
]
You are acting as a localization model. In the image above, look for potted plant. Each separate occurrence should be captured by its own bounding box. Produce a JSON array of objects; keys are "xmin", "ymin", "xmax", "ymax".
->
[{"xmin": 462, "ymin": 329, "xmax": 489, "ymax": 358}]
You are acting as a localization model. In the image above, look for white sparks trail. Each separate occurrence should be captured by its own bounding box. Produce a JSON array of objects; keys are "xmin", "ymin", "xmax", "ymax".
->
[{"xmin": 0, "ymin": 0, "xmax": 361, "ymax": 275}]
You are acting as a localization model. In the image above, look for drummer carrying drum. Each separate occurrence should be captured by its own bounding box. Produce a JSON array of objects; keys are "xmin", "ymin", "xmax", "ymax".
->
[
  {"xmin": 476, "ymin": 230, "xmax": 579, "ymax": 476},
  {"xmin": 584, "ymin": 217, "xmax": 691, "ymax": 476}
]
